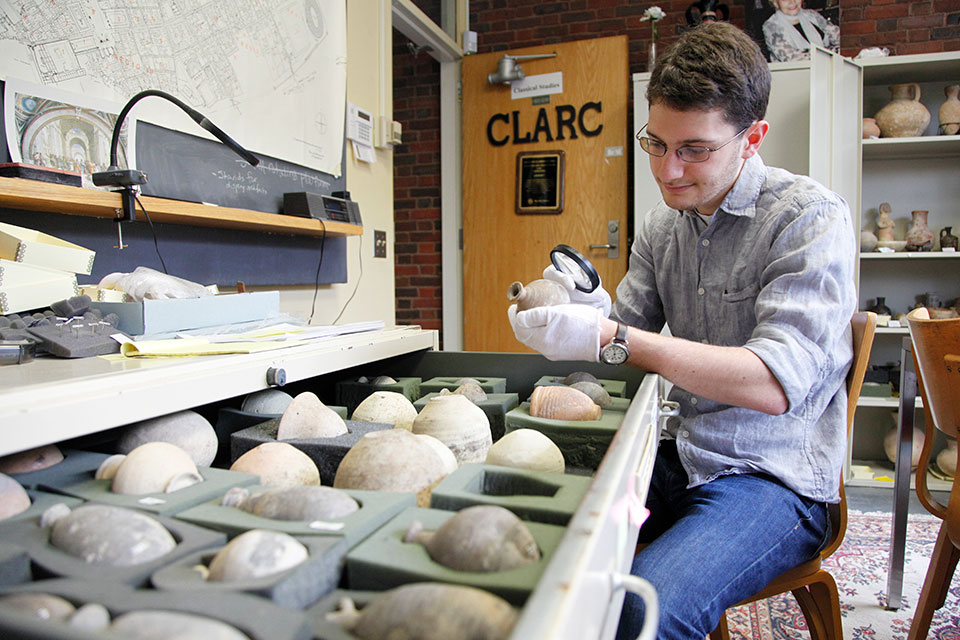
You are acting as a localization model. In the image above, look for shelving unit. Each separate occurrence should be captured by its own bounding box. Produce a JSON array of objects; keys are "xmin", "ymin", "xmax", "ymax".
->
[{"xmin": 853, "ymin": 50, "xmax": 960, "ymax": 486}]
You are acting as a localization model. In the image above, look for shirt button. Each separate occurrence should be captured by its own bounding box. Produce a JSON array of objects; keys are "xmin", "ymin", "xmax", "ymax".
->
[
  {"xmin": 690, "ymin": 397, "xmax": 698, "ymax": 405},
  {"xmin": 701, "ymin": 239, "xmax": 710, "ymax": 247},
  {"xmin": 682, "ymin": 430, "xmax": 690, "ymax": 438},
  {"xmin": 697, "ymin": 287, "xmax": 705, "ymax": 295}
]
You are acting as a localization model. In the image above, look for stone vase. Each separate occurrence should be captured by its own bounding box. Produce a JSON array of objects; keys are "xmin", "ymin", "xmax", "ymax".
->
[
  {"xmin": 937, "ymin": 438, "xmax": 958, "ymax": 477},
  {"xmin": 906, "ymin": 210, "xmax": 934, "ymax": 251},
  {"xmin": 938, "ymin": 84, "xmax": 960, "ymax": 135},
  {"xmin": 875, "ymin": 83, "xmax": 931, "ymax": 138}
]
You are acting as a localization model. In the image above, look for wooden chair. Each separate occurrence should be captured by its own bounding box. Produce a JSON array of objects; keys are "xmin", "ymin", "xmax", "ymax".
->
[
  {"xmin": 904, "ymin": 307, "xmax": 960, "ymax": 640},
  {"xmin": 709, "ymin": 311, "xmax": 877, "ymax": 640}
]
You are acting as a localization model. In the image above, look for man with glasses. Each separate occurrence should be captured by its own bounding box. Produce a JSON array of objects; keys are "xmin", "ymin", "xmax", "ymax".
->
[{"xmin": 508, "ymin": 21, "xmax": 856, "ymax": 640}]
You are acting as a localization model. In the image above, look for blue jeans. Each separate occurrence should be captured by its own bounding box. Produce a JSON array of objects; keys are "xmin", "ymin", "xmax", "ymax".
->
[{"xmin": 616, "ymin": 440, "xmax": 830, "ymax": 640}]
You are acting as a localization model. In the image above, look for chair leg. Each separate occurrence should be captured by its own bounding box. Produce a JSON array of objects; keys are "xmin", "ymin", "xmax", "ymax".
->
[
  {"xmin": 708, "ymin": 612, "xmax": 729, "ymax": 640},
  {"xmin": 793, "ymin": 572, "xmax": 842, "ymax": 640},
  {"xmin": 908, "ymin": 525, "xmax": 960, "ymax": 640}
]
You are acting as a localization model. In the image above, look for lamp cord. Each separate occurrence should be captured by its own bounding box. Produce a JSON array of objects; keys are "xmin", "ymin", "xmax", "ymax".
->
[
  {"xmin": 308, "ymin": 220, "xmax": 327, "ymax": 324},
  {"xmin": 133, "ymin": 194, "xmax": 168, "ymax": 274}
]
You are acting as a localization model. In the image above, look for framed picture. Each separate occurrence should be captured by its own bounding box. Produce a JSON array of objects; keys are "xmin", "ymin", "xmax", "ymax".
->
[
  {"xmin": 744, "ymin": 0, "xmax": 840, "ymax": 63},
  {"xmin": 516, "ymin": 150, "xmax": 565, "ymax": 215}
]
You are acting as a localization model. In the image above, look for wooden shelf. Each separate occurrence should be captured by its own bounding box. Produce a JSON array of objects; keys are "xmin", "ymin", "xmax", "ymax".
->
[{"xmin": 0, "ymin": 177, "xmax": 362, "ymax": 238}]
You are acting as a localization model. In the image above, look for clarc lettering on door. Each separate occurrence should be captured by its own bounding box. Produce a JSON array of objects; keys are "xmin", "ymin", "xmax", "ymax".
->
[{"xmin": 486, "ymin": 102, "xmax": 603, "ymax": 146}]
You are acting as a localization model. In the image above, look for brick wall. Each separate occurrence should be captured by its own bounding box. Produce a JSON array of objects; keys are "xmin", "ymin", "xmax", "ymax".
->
[{"xmin": 391, "ymin": 1, "xmax": 960, "ymax": 344}]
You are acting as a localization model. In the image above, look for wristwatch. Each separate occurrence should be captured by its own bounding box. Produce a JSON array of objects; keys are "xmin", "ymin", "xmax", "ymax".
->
[{"xmin": 599, "ymin": 322, "xmax": 630, "ymax": 365}]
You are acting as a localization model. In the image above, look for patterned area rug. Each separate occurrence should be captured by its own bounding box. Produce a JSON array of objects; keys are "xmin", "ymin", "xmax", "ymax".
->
[{"xmin": 726, "ymin": 510, "xmax": 960, "ymax": 639}]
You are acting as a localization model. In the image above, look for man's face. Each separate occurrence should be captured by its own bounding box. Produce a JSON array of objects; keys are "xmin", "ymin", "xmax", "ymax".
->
[
  {"xmin": 645, "ymin": 104, "xmax": 751, "ymax": 216},
  {"xmin": 775, "ymin": 0, "xmax": 802, "ymax": 17}
]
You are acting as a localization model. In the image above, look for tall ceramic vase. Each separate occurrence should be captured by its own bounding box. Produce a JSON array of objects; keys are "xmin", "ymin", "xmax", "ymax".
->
[
  {"xmin": 875, "ymin": 83, "xmax": 930, "ymax": 138},
  {"xmin": 906, "ymin": 210, "xmax": 934, "ymax": 251},
  {"xmin": 939, "ymin": 84, "xmax": 960, "ymax": 135}
]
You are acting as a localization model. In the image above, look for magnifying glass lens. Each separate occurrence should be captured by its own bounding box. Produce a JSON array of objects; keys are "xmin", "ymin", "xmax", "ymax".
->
[{"xmin": 550, "ymin": 244, "xmax": 601, "ymax": 293}]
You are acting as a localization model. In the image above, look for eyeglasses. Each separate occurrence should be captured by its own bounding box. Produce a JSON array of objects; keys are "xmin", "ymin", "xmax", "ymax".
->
[{"xmin": 636, "ymin": 123, "xmax": 751, "ymax": 163}]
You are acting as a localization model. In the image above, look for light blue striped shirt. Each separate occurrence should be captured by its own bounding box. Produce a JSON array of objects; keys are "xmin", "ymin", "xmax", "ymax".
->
[{"xmin": 612, "ymin": 154, "xmax": 857, "ymax": 502}]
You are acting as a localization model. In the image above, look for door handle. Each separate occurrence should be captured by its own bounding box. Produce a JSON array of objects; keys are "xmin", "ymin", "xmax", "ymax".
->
[{"xmin": 589, "ymin": 220, "xmax": 620, "ymax": 259}]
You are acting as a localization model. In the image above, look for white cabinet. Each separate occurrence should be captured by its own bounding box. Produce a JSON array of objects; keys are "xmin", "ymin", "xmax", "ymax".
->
[
  {"xmin": 850, "ymin": 51, "xmax": 960, "ymax": 490},
  {"xmin": 632, "ymin": 48, "xmax": 860, "ymax": 232}
]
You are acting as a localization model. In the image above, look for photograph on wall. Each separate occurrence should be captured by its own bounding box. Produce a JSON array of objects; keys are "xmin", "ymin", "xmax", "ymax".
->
[{"xmin": 744, "ymin": 0, "xmax": 840, "ymax": 63}]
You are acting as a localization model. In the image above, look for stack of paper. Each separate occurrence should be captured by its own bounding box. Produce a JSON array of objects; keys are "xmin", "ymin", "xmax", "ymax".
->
[{"xmin": 0, "ymin": 222, "xmax": 94, "ymax": 314}]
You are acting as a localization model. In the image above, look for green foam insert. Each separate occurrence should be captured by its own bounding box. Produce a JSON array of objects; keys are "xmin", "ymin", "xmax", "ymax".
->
[
  {"xmin": 345, "ymin": 506, "xmax": 565, "ymax": 606},
  {"xmin": 175, "ymin": 486, "xmax": 415, "ymax": 549},
  {"xmin": 150, "ymin": 535, "xmax": 348, "ymax": 610},
  {"xmin": 414, "ymin": 392, "xmax": 519, "ymax": 441},
  {"xmin": 533, "ymin": 375, "xmax": 627, "ymax": 398},
  {"xmin": 0, "ymin": 510, "xmax": 225, "ymax": 587},
  {"xmin": 0, "ymin": 542, "xmax": 30, "ymax": 587},
  {"xmin": 3, "ymin": 490, "xmax": 83, "ymax": 525},
  {"xmin": 306, "ymin": 588, "xmax": 384, "ymax": 640},
  {"xmin": 336, "ymin": 377, "xmax": 421, "ymax": 415},
  {"xmin": 505, "ymin": 403, "xmax": 625, "ymax": 471},
  {"xmin": 43, "ymin": 467, "xmax": 260, "ymax": 517},
  {"xmin": 429, "ymin": 463, "xmax": 591, "ymax": 525},
  {"xmin": 9, "ymin": 448, "xmax": 110, "ymax": 490},
  {"xmin": 0, "ymin": 578, "xmax": 312, "ymax": 640},
  {"xmin": 419, "ymin": 376, "xmax": 507, "ymax": 395}
]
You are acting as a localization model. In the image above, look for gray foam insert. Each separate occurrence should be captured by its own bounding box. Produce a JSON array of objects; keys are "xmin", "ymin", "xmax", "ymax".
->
[
  {"xmin": 230, "ymin": 419, "xmax": 392, "ymax": 486},
  {"xmin": 419, "ymin": 376, "xmax": 508, "ymax": 395},
  {"xmin": 43, "ymin": 467, "xmax": 260, "ymax": 517},
  {"xmin": 0, "ymin": 577, "xmax": 312, "ymax": 640},
  {"xmin": 335, "ymin": 377, "xmax": 421, "ymax": 416},
  {"xmin": 214, "ymin": 406, "xmax": 347, "ymax": 467},
  {"xmin": 429, "ymin": 463, "xmax": 591, "ymax": 525},
  {"xmin": 4, "ymin": 490, "xmax": 84, "ymax": 525},
  {"xmin": 344, "ymin": 506, "xmax": 565, "ymax": 606},
  {"xmin": 0, "ymin": 510, "xmax": 225, "ymax": 587},
  {"xmin": 9, "ymin": 449, "xmax": 110, "ymax": 490},
  {"xmin": 414, "ymin": 392, "xmax": 519, "ymax": 441},
  {"xmin": 175, "ymin": 485, "xmax": 415, "ymax": 549},
  {"xmin": 505, "ymin": 402, "xmax": 626, "ymax": 471},
  {"xmin": 150, "ymin": 534, "xmax": 348, "ymax": 610}
]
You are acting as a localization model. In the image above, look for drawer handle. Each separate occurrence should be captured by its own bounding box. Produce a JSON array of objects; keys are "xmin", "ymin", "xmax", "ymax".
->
[{"xmin": 609, "ymin": 573, "xmax": 659, "ymax": 640}]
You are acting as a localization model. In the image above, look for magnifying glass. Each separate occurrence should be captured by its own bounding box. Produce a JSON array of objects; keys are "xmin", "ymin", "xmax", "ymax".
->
[{"xmin": 550, "ymin": 244, "xmax": 600, "ymax": 293}]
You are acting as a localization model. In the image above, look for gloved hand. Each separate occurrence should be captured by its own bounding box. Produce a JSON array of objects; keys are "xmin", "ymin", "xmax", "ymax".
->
[
  {"xmin": 98, "ymin": 267, "xmax": 213, "ymax": 302},
  {"xmin": 542, "ymin": 264, "xmax": 612, "ymax": 317},
  {"xmin": 508, "ymin": 303, "xmax": 602, "ymax": 362}
]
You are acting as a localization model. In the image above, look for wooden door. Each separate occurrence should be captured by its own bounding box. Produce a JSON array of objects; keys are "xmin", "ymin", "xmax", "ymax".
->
[{"xmin": 462, "ymin": 36, "xmax": 629, "ymax": 352}]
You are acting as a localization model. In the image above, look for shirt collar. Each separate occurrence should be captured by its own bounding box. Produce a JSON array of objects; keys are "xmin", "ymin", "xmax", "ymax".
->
[{"xmin": 717, "ymin": 154, "xmax": 766, "ymax": 219}]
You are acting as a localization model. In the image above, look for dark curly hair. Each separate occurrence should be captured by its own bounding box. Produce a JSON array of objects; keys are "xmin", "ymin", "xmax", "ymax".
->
[{"xmin": 647, "ymin": 22, "xmax": 770, "ymax": 130}]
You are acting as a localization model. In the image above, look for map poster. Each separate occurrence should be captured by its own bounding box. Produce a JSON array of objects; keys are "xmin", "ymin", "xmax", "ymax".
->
[{"xmin": 0, "ymin": 0, "xmax": 346, "ymax": 176}]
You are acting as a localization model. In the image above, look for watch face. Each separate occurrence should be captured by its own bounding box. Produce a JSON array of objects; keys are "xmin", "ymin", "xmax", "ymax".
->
[{"xmin": 601, "ymin": 343, "xmax": 629, "ymax": 365}]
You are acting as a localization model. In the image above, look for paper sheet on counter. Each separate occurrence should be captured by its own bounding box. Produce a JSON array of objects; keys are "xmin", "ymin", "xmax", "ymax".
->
[{"xmin": 118, "ymin": 336, "xmax": 307, "ymax": 357}]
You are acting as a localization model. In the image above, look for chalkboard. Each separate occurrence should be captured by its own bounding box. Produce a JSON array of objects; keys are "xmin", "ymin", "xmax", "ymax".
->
[
  {"xmin": 136, "ymin": 121, "xmax": 346, "ymax": 214},
  {"xmin": 0, "ymin": 208, "xmax": 347, "ymax": 288}
]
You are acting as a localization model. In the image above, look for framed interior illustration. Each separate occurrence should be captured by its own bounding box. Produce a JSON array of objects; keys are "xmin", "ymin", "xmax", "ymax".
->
[{"xmin": 516, "ymin": 150, "xmax": 565, "ymax": 214}]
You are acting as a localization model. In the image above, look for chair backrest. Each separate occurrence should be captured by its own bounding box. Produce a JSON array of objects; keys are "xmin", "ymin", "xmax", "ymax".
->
[
  {"xmin": 907, "ymin": 307, "xmax": 960, "ymax": 439},
  {"xmin": 823, "ymin": 311, "xmax": 877, "ymax": 559},
  {"xmin": 906, "ymin": 308, "xmax": 960, "ymax": 544}
]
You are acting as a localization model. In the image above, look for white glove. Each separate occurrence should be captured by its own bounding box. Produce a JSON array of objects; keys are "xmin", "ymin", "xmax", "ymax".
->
[
  {"xmin": 508, "ymin": 303, "xmax": 602, "ymax": 362},
  {"xmin": 98, "ymin": 267, "xmax": 212, "ymax": 302},
  {"xmin": 542, "ymin": 264, "xmax": 612, "ymax": 317}
]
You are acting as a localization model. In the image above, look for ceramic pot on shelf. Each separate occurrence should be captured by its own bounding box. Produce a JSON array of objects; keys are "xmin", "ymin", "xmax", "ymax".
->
[
  {"xmin": 940, "ymin": 226, "xmax": 958, "ymax": 251},
  {"xmin": 937, "ymin": 438, "xmax": 958, "ymax": 478},
  {"xmin": 938, "ymin": 84, "xmax": 960, "ymax": 135},
  {"xmin": 860, "ymin": 229, "xmax": 878, "ymax": 253},
  {"xmin": 875, "ymin": 83, "xmax": 930, "ymax": 138},
  {"xmin": 905, "ymin": 210, "xmax": 934, "ymax": 251},
  {"xmin": 862, "ymin": 117, "xmax": 881, "ymax": 139},
  {"xmin": 869, "ymin": 296, "xmax": 893, "ymax": 317}
]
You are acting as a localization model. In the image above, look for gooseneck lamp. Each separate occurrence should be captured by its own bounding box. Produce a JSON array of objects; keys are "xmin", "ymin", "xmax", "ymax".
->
[{"xmin": 92, "ymin": 89, "xmax": 259, "ymax": 222}]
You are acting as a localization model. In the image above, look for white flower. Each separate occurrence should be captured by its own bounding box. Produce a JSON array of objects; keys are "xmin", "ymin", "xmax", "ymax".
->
[{"xmin": 641, "ymin": 6, "xmax": 666, "ymax": 22}]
